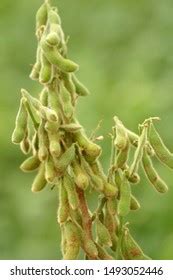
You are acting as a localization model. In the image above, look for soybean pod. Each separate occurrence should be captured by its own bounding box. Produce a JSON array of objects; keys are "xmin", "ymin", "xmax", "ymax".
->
[
  {"xmin": 149, "ymin": 123, "xmax": 173, "ymax": 169},
  {"xmin": 142, "ymin": 148, "xmax": 168, "ymax": 193}
]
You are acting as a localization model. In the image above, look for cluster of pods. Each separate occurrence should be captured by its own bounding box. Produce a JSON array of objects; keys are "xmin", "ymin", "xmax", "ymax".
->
[{"xmin": 12, "ymin": 0, "xmax": 173, "ymax": 260}]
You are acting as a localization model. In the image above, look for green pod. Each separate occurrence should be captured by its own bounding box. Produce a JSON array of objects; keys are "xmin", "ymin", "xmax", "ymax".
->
[
  {"xmin": 114, "ymin": 169, "xmax": 122, "ymax": 192},
  {"xmin": 69, "ymin": 208, "xmax": 83, "ymax": 227},
  {"xmin": 30, "ymin": 46, "xmax": 41, "ymax": 81},
  {"xmin": 41, "ymin": 39, "xmax": 79, "ymax": 73},
  {"xmin": 118, "ymin": 176, "xmax": 131, "ymax": 217},
  {"xmin": 48, "ymin": 8, "xmax": 61, "ymax": 25},
  {"xmin": 72, "ymin": 74, "xmax": 90, "ymax": 96},
  {"xmin": 121, "ymin": 227, "xmax": 151, "ymax": 260},
  {"xmin": 39, "ymin": 87, "xmax": 48, "ymax": 106},
  {"xmin": 91, "ymin": 160, "xmax": 107, "ymax": 181},
  {"xmin": 20, "ymin": 155, "xmax": 40, "ymax": 172},
  {"xmin": 31, "ymin": 132, "xmax": 39, "ymax": 156},
  {"xmin": 126, "ymin": 171, "xmax": 140, "ymax": 184},
  {"xmin": 48, "ymin": 85, "xmax": 61, "ymax": 114},
  {"xmin": 59, "ymin": 84, "xmax": 74, "ymax": 119},
  {"xmin": 20, "ymin": 128, "xmax": 31, "ymax": 154},
  {"xmin": 104, "ymin": 182, "xmax": 118, "ymax": 198},
  {"xmin": 40, "ymin": 106, "xmax": 58, "ymax": 122},
  {"xmin": 60, "ymin": 225, "xmax": 67, "ymax": 256},
  {"xmin": 31, "ymin": 163, "xmax": 47, "ymax": 192},
  {"xmin": 46, "ymin": 32, "xmax": 60, "ymax": 46},
  {"xmin": 106, "ymin": 198, "xmax": 117, "ymax": 216},
  {"xmin": 12, "ymin": 98, "xmax": 28, "ymax": 144},
  {"xmin": 39, "ymin": 52, "xmax": 53, "ymax": 84},
  {"xmin": 36, "ymin": 2, "xmax": 48, "ymax": 31},
  {"xmin": 38, "ymin": 120, "xmax": 49, "ymax": 161},
  {"xmin": 115, "ymin": 140, "xmax": 130, "ymax": 169},
  {"xmin": 96, "ymin": 243, "xmax": 113, "ymax": 260},
  {"xmin": 96, "ymin": 218, "xmax": 112, "ymax": 247},
  {"xmin": 130, "ymin": 195, "xmax": 141, "ymax": 211},
  {"xmin": 60, "ymin": 123, "xmax": 82, "ymax": 133},
  {"xmin": 72, "ymin": 160, "xmax": 89, "ymax": 190},
  {"xmin": 114, "ymin": 116, "xmax": 128, "ymax": 150},
  {"xmin": 63, "ymin": 173, "xmax": 79, "ymax": 210},
  {"xmin": 57, "ymin": 180, "xmax": 69, "ymax": 224},
  {"xmin": 129, "ymin": 125, "xmax": 148, "ymax": 176},
  {"xmin": 45, "ymin": 157, "xmax": 57, "ymax": 183},
  {"xmin": 83, "ymin": 235, "xmax": 98, "ymax": 259},
  {"xmin": 63, "ymin": 220, "xmax": 80, "ymax": 260},
  {"xmin": 74, "ymin": 130, "xmax": 101, "ymax": 162},
  {"xmin": 22, "ymin": 89, "xmax": 40, "ymax": 111},
  {"xmin": 104, "ymin": 204, "xmax": 116, "ymax": 235},
  {"xmin": 142, "ymin": 149, "xmax": 168, "ymax": 193},
  {"xmin": 61, "ymin": 72, "xmax": 76, "ymax": 95},
  {"xmin": 54, "ymin": 144, "xmax": 76, "ymax": 176},
  {"xmin": 49, "ymin": 133, "xmax": 61, "ymax": 158},
  {"xmin": 111, "ymin": 233, "xmax": 118, "ymax": 252},
  {"xmin": 149, "ymin": 123, "xmax": 173, "ymax": 169}
]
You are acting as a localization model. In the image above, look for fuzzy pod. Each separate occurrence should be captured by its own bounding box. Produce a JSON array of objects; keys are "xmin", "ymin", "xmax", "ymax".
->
[
  {"xmin": 57, "ymin": 180, "xmax": 69, "ymax": 224},
  {"xmin": 129, "ymin": 125, "xmax": 148, "ymax": 176},
  {"xmin": 104, "ymin": 182, "xmax": 118, "ymax": 198},
  {"xmin": 49, "ymin": 133, "xmax": 61, "ymax": 158},
  {"xmin": 111, "ymin": 233, "xmax": 118, "ymax": 252},
  {"xmin": 142, "ymin": 149, "xmax": 168, "ymax": 193},
  {"xmin": 115, "ymin": 140, "xmax": 130, "ymax": 169},
  {"xmin": 149, "ymin": 123, "xmax": 173, "ymax": 169},
  {"xmin": 114, "ymin": 169, "xmax": 122, "ymax": 192},
  {"xmin": 45, "ymin": 157, "xmax": 57, "ymax": 183},
  {"xmin": 38, "ymin": 121, "xmax": 49, "ymax": 161},
  {"xmin": 104, "ymin": 204, "xmax": 116, "ymax": 235},
  {"xmin": 39, "ymin": 87, "xmax": 48, "ymax": 106},
  {"xmin": 20, "ymin": 155, "xmax": 40, "ymax": 172},
  {"xmin": 60, "ymin": 123, "xmax": 82, "ymax": 133},
  {"xmin": 46, "ymin": 32, "xmax": 60, "ymax": 46},
  {"xmin": 126, "ymin": 171, "xmax": 140, "ymax": 184},
  {"xmin": 72, "ymin": 74, "xmax": 90, "ymax": 96},
  {"xmin": 30, "ymin": 46, "xmax": 41, "ymax": 81},
  {"xmin": 96, "ymin": 243, "xmax": 113, "ymax": 260},
  {"xmin": 69, "ymin": 208, "xmax": 83, "ymax": 227},
  {"xmin": 74, "ymin": 130, "xmax": 101, "ymax": 162},
  {"xmin": 130, "ymin": 195, "xmax": 141, "ymax": 211},
  {"xmin": 48, "ymin": 85, "xmax": 61, "ymax": 114},
  {"xmin": 121, "ymin": 227, "xmax": 151, "ymax": 260},
  {"xmin": 96, "ymin": 218, "xmax": 112, "ymax": 247},
  {"xmin": 106, "ymin": 198, "xmax": 117, "ymax": 216},
  {"xmin": 60, "ymin": 225, "xmax": 67, "ymax": 256},
  {"xmin": 72, "ymin": 160, "xmax": 89, "ymax": 190},
  {"xmin": 12, "ymin": 98, "xmax": 28, "ymax": 144},
  {"xmin": 114, "ymin": 116, "xmax": 128, "ymax": 150},
  {"xmin": 118, "ymin": 176, "xmax": 131, "ymax": 217},
  {"xmin": 31, "ymin": 163, "xmax": 47, "ymax": 192},
  {"xmin": 63, "ymin": 173, "xmax": 79, "ymax": 210},
  {"xmin": 31, "ymin": 131, "xmax": 39, "ymax": 156},
  {"xmin": 63, "ymin": 220, "xmax": 80, "ymax": 260},
  {"xmin": 39, "ymin": 52, "xmax": 53, "ymax": 84},
  {"xmin": 61, "ymin": 72, "xmax": 76, "ymax": 95},
  {"xmin": 36, "ymin": 2, "xmax": 48, "ymax": 31},
  {"xmin": 54, "ymin": 144, "xmax": 76, "ymax": 176},
  {"xmin": 59, "ymin": 84, "xmax": 74, "ymax": 119},
  {"xmin": 20, "ymin": 128, "xmax": 31, "ymax": 154},
  {"xmin": 48, "ymin": 8, "xmax": 61, "ymax": 25},
  {"xmin": 82, "ymin": 235, "xmax": 98, "ymax": 259},
  {"xmin": 41, "ymin": 39, "xmax": 79, "ymax": 73}
]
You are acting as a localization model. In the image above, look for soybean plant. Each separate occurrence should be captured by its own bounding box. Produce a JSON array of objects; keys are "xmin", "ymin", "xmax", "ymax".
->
[{"xmin": 12, "ymin": 0, "xmax": 173, "ymax": 260}]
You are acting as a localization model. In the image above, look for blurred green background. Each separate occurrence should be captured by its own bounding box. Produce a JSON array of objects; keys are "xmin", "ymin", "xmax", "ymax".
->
[{"xmin": 0, "ymin": 0, "xmax": 173, "ymax": 260}]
